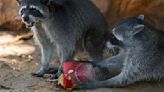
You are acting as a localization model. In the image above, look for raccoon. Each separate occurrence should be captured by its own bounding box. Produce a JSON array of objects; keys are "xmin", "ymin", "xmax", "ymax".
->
[
  {"xmin": 16, "ymin": 0, "xmax": 111, "ymax": 77},
  {"xmin": 79, "ymin": 15, "xmax": 164, "ymax": 89}
]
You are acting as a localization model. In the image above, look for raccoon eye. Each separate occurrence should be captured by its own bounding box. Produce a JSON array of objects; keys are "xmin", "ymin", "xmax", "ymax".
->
[
  {"xmin": 30, "ymin": 9, "xmax": 41, "ymax": 14},
  {"xmin": 31, "ymin": 9, "xmax": 38, "ymax": 13},
  {"xmin": 30, "ymin": 8, "xmax": 43, "ymax": 17}
]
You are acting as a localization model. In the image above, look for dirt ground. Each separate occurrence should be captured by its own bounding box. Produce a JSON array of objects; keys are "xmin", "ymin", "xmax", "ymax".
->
[{"xmin": 0, "ymin": 29, "xmax": 163, "ymax": 92}]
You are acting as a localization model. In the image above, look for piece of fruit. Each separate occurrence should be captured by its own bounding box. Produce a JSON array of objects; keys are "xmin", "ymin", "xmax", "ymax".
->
[{"xmin": 58, "ymin": 62, "xmax": 95, "ymax": 89}]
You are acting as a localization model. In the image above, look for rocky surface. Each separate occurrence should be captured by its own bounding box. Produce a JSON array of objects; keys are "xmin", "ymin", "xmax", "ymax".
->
[{"xmin": 92, "ymin": 0, "xmax": 164, "ymax": 31}]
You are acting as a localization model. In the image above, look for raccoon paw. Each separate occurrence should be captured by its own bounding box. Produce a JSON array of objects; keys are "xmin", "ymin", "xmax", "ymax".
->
[
  {"xmin": 31, "ymin": 72, "xmax": 44, "ymax": 77},
  {"xmin": 45, "ymin": 67, "xmax": 58, "ymax": 74}
]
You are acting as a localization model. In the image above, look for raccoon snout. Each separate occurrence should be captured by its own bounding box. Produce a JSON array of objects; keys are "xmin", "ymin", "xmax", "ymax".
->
[{"xmin": 22, "ymin": 16, "xmax": 29, "ymax": 22}]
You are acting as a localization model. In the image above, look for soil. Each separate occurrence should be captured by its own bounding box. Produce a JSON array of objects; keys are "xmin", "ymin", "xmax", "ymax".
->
[{"xmin": 0, "ymin": 29, "xmax": 163, "ymax": 92}]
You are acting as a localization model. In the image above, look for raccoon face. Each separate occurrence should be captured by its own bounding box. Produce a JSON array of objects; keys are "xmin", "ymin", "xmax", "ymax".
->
[
  {"xmin": 112, "ymin": 15, "xmax": 145, "ymax": 42},
  {"xmin": 17, "ymin": 0, "xmax": 50, "ymax": 27}
]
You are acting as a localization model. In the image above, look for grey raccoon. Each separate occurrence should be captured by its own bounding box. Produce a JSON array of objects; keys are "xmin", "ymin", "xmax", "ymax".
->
[
  {"xmin": 16, "ymin": 0, "xmax": 110, "ymax": 77},
  {"xmin": 80, "ymin": 15, "xmax": 164, "ymax": 89}
]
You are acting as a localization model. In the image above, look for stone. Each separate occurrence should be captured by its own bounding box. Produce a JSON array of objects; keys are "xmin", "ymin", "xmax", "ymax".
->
[
  {"xmin": 0, "ymin": 0, "xmax": 23, "ymax": 31},
  {"xmin": 92, "ymin": 0, "xmax": 164, "ymax": 31}
]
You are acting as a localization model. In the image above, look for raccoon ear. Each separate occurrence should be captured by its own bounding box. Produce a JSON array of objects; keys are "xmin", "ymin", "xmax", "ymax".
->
[
  {"xmin": 133, "ymin": 24, "xmax": 145, "ymax": 35},
  {"xmin": 137, "ymin": 14, "xmax": 144, "ymax": 21},
  {"xmin": 16, "ymin": 0, "xmax": 22, "ymax": 4}
]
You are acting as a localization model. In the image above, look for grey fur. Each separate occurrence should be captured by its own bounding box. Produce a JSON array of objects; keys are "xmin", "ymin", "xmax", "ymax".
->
[
  {"xmin": 17, "ymin": 0, "xmax": 110, "ymax": 77},
  {"xmin": 80, "ymin": 15, "xmax": 164, "ymax": 89}
]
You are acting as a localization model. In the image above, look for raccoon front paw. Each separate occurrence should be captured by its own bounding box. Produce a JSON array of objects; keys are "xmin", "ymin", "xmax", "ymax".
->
[
  {"xmin": 31, "ymin": 72, "xmax": 44, "ymax": 77},
  {"xmin": 45, "ymin": 67, "xmax": 58, "ymax": 74},
  {"xmin": 31, "ymin": 70, "xmax": 45, "ymax": 77}
]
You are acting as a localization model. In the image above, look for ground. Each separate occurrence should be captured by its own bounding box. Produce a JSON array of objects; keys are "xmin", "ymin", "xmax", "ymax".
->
[{"xmin": 0, "ymin": 29, "xmax": 163, "ymax": 92}]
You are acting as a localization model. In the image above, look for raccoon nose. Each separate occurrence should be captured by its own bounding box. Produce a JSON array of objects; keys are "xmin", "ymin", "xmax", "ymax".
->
[{"xmin": 23, "ymin": 16, "xmax": 29, "ymax": 22}]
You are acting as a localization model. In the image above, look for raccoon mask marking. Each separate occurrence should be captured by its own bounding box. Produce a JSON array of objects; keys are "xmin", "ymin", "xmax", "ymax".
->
[{"xmin": 18, "ymin": 1, "xmax": 50, "ymax": 27}]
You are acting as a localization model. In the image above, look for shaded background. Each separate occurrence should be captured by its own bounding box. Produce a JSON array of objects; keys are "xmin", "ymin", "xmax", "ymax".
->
[{"xmin": 0, "ymin": 0, "xmax": 164, "ymax": 31}]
